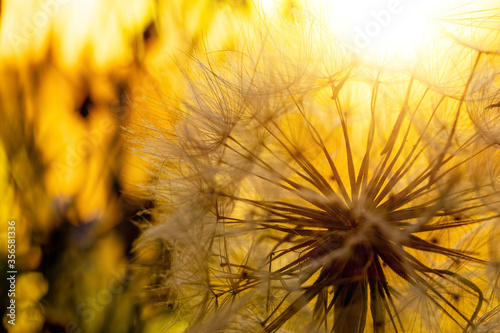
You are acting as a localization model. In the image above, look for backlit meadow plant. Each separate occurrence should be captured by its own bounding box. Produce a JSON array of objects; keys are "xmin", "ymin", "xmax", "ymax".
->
[{"xmin": 136, "ymin": 2, "xmax": 500, "ymax": 332}]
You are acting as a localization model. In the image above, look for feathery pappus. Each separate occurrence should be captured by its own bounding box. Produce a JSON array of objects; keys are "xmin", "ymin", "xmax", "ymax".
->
[{"xmin": 136, "ymin": 4, "xmax": 500, "ymax": 332}]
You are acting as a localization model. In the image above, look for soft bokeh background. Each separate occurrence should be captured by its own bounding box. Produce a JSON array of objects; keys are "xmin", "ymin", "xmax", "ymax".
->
[{"xmin": 0, "ymin": 0, "xmax": 294, "ymax": 332}]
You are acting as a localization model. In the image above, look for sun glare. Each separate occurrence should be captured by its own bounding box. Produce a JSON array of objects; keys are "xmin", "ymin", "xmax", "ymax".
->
[
  {"xmin": 260, "ymin": 0, "xmax": 277, "ymax": 14},
  {"xmin": 319, "ymin": 0, "xmax": 451, "ymax": 65}
]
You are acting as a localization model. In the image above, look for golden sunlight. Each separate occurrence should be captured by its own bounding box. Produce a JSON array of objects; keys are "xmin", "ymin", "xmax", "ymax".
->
[{"xmin": 320, "ymin": 0, "xmax": 455, "ymax": 64}]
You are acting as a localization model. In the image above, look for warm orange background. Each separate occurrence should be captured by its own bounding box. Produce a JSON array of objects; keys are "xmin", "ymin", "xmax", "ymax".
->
[{"xmin": 0, "ymin": 0, "xmax": 278, "ymax": 331}]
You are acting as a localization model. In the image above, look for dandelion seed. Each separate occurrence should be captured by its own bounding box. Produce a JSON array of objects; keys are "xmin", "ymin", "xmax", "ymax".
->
[{"xmin": 137, "ymin": 4, "xmax": 500, "ymax": 333}]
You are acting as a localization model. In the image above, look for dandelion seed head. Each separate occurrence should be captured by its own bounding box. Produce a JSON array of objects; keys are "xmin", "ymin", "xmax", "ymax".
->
[{"xmin": 136, "ymin": 3, "xmax": 500, "ymax": 332}]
